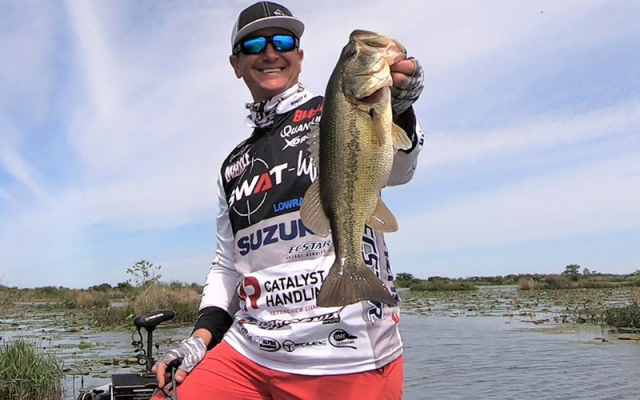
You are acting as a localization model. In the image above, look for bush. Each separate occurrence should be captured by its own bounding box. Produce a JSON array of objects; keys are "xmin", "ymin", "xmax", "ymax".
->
[
  {"xmin": 603, "ymin": 293, "xmax": 640, "ymax": 328},
  {"xmin": 518, "ymin": 279, "xmax": 536, "ymax": 290},
  {"xmin": 544, "ymin": 275, "xmax": 572, "ymax": 289},
  {"xmin": 0, "ymin": 340, "xmax": 64, "ymax": 400},
  {"xmin": 131, "ymin": 285, "xmax": 200, "ymax": 324},
  {"xmin": 395, "ymin": 273, "xmax": 417, "ymax": 288},
  {"xmin": 0, "ymin": 285, "xmax": 14, "ymax": 315},
  {"xmin": 91, "ymin": 284, "xmax": 201, "ymax": 327}
]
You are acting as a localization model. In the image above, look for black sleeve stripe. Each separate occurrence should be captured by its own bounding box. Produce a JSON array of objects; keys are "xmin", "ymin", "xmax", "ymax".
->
[{"xmin": 193, "ymin": 306, "xmax": 234, "ymax": 349}]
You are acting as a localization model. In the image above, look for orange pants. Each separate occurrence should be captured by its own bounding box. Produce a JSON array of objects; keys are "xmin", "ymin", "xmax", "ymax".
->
[{"xmin": 152, "ymin": 341, "xmax": 403, "ymax": 400}]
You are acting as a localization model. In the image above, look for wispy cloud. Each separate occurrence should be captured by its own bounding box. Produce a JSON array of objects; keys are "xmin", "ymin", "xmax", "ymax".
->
[
  {"xmin": 422, "ymin": 100, "xmax": 640, "ymax": 169},
  {"xmin": 0, "ymin": 145, "xmax": 46, "ymax": 199}
]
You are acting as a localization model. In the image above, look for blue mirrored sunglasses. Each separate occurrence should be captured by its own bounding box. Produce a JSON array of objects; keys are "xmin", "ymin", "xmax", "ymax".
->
[{"xmin": 234, "ymin": 35, "xmax": 299, "ymax": 55}]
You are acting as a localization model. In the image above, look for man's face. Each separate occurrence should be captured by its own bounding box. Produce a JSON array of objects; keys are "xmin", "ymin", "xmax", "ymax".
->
[{"xmin": 230, "ymin": 27, "xmax": 304, "ymax": 102}]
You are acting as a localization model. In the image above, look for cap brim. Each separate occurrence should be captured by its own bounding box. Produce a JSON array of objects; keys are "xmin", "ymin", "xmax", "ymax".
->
[{"xmin": 233, "ymin": 16, "xmax": 305, "ymax": 46}]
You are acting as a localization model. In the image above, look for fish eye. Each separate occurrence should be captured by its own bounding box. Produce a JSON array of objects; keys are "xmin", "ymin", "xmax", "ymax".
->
[{"xmin": 344, "ymin": 48, "xmax": 357, "ymax": 58}]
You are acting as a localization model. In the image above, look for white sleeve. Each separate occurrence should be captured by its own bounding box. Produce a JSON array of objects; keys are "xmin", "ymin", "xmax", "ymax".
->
[
  {"xmin": 199, "ymin": 172, "xmax": 241, "ymax": 316},
  {"xmin": 387, "ymin": 112, "xmax": 424, "ymax": 186}
]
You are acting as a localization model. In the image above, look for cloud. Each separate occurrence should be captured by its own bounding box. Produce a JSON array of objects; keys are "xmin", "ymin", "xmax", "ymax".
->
[
  {"xmin": 0, "ymin": 144, "xmax": 46, "ymax": 199},
  {"xmin": 422, "ymin": 100, "xmax": 640, "ymax": 169},
  {"xmin": 392, "ymin": 143, "xmax": 640, "ymax": 254}
]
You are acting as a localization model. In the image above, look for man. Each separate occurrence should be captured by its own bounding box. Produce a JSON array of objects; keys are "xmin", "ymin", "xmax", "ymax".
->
[{"xmin": 153, "ymin": 2, "xmax": 424, "ymax": 399}]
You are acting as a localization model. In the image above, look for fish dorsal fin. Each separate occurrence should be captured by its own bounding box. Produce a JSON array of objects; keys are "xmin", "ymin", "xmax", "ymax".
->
[
  {"xmin": 371, "ymin": 109, "xmax": 387, "ymax": 147},
  {"xmin": 300, "ymin": 180, "xmax": 331, "ymax": 236},
  {"xmin": 366, "ymin": 197, "xmax": 398, "ymax": 232},
  {"xmin": 391, "ymin": 123, "xmax": 412, "ymax": 151}
]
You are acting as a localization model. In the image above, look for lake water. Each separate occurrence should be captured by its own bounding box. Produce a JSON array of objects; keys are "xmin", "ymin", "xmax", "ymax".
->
[
  {"xmin": 400, "ymin": 312, "xmax": 640, "ymax": 400},
  {"xmin": 2, "ymin": 289, "xmax": 640, "ymax": 400}
]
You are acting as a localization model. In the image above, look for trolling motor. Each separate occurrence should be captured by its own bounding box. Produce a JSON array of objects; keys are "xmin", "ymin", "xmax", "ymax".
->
[
  {"xmin": 76, "ymin": 309, "xmax": 176, "ymax": 400},
  {"xmin": 132, "ymin": 309, "xmax": 177, "ymax": 372}
]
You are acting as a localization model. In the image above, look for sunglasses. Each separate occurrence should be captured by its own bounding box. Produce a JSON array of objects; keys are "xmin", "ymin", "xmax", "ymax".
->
[{"xmin": 234, "ymin": 34, "xmax": 299, "ymax": 55}]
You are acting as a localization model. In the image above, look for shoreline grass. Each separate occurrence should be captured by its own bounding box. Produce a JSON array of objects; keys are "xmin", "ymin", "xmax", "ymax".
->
[
  {"xmin": 0, "ymin": 340, "xmax": 64, "ymax": 400},
  {"xmin": 91, "ymin": 285, "xmax": 200, "ymax": 327}
]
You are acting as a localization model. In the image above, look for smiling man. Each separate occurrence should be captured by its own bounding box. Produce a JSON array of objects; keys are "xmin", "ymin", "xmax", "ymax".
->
[
  {"xmin": 152, "ymin": 2, "xmax": 425, "ymax": 399},
  {"xmin": 230, "ymin": 25, "xmax": 304, "ymax": 102}
]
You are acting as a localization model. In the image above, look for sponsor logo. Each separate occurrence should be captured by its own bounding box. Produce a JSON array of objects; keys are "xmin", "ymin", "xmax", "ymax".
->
[
  {"xmin": 289, "ymin": 93, "xmax": 308, "ymax": 107},
  {"xmin": 366, "ymin": 301, "xmax": 384, "ymax": 325},
  {"xmin": 229, "ymin": 158, "xmax": 287, "ymax": 207},
  {"xmin": 225, "ymin": 152, "xmax": 252, "ymax": 182},
  {"xmin": 362, "ymin": 226, "xmax": 380, "ymax": 278},
  {"xmin": 293, "ymin": 104, "xmax": 323, "ymax": 123},
  {"xmin": 229, "ymin": 151, "xmax": 315, "ymax": 223},
  {"xmin": 267, "ymin": 286, "xmax": 319, "ymax": 307},
  {"xmin": 280, "ymin": 119, "xmax": 319, "ymax": 138},
  {"xmin": 283, "ymin": 133, "xmax": 309, "ymax": 150},
  {"xmin": 282, "ymin": 339, "xmax": 327, "ymax": 352},
  {"xmin": 233, "ymin": 320, "xmax": 283, "ymax": 352},
  {"xmin": 273, "ymin": 197, "xmax": 304, "ymax": 213},
  {"xmin": 329, "ymin": 329, "xmax": 358, "ymax": 350},
  {"xmin": 237, "ymin": 218, "xmax": 313, "ymax": 256},
  {"xmin": 296, "ymin": 149, "xmax": 317, "ymax": 182},
  {"xmin": 238, "ymin": 271, "xmax": 329, "ymax": 311},
  {"xmin": 259, "ymin": 336, "xmax": 281, "ymax": 352},
  {"xmin": 241, "ymin": 309, "xmax": 343, "ymax": 330},
  {"xmin": 286, "ymin": 239, "xmax": 333, "ymax": 261},
  {"xmin": 288, "ymin": 240, "xmax": 332, "ymax": 254},
  {"xmin": 264, "ymin": 270, "xmax": 326, "ymax": 307},
  {"xmin": 264, "ymin": 271, "xmax": 326, "ymax": 292},
  {"xmin": 237, "ymin": 276, "xmax": 261, "ymax": 311}
]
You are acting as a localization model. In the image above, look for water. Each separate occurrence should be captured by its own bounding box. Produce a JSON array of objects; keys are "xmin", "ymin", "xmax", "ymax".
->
[{"xmin": 401, "ymin": 313, "xmax": 640, "ymax": 400}]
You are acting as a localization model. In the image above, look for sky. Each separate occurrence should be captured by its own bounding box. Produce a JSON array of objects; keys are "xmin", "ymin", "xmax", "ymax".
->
[{"xmin": 1, "ymin": 0, "xmax": 639, "ymax": 289}]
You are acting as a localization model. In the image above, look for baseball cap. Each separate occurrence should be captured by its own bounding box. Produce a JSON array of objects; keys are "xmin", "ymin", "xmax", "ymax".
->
[{"xmin": 231, "ymin": 2, "xmax": 305, "ymax": 50}]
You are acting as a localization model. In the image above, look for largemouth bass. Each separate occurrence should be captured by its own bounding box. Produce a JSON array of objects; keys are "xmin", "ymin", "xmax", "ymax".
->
[{"xmin": 301, "ymin": 30, "xmax": 413, "ymax": 307}]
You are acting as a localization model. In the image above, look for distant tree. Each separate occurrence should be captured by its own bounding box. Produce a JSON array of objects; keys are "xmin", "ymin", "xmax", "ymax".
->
[
  {"xmin": 394, "ymin": 272, "xmax": 417, "ymax": 288},
  {"xmin": 127, "ymin": 260, "xmax": 162, "ymax": 289},
  {"xmin": 582, "ymin": 268, "xmax": 591, "ymax": 276},
  {"xmin": 116, "ymin": 281, "xmax": 134, "ymax": 291},
  {"xmin": 562, "ymin": 264, "xmax": 581, "ymax": 281},
  {"xmin": 396, "ymin": 273, "xmax": 415, "ymax": 281},
  {"xmin": 90, "ymin": 283, "xmax": 113, "ymax": 292}
]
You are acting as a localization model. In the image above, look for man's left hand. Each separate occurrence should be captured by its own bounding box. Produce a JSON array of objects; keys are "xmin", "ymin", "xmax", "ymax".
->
[{"xmin": 390, "ymin": 57, "xmax": 425, "ymax": 114}]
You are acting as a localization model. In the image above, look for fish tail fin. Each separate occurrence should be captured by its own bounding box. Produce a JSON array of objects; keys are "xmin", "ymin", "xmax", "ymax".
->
[{"xmin": 317, "ymin": 259, "xmax": 397, "ymax": 307}]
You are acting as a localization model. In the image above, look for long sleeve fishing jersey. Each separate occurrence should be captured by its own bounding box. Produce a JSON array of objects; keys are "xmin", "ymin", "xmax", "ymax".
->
[{"xmin": 197, "ymin": 92, "xmax": 424, "ymax": 375}]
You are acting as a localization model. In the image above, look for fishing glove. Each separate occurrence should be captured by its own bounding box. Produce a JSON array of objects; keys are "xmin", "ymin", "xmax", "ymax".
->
[
  {"xmin": 157, "ymin": 336, "xmax": 206, "ymax": 373},
  {"xmin": 391, "ymin": 57, "xmax": 425, "ymax": 115}
]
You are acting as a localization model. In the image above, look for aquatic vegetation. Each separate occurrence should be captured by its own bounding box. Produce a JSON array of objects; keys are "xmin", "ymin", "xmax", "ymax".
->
[
  {"xmin": 0, "ymin": 340, "xmax": 64, "ymax": 400},
  {"xmin": 90, "ymin": 285, "xmax": 200, "ymax": 327},
  {"xmin": 129, "ymin": 285, "xmax": 200, "ymax": 323},
  {"xmin": 602, "ymin": 294, "xmax": 640, "ymax": 328},
  {"xmin": 544, "ymin": 275, "xmax": 573, "ymax": 289},
  {"xmin": 518, "ymin": 279, "xmax": 536, "ymax": 290},
  {"xmin": 0, "ymin": 285, "xmax": 14, "ymax": 315},
  {"xmin": 92, "ymin": 305, "xmax": 137, "ymax": 328},
  {"xmin": 410, "ymin": 280, "xmax": 477, "ymax": 292}
]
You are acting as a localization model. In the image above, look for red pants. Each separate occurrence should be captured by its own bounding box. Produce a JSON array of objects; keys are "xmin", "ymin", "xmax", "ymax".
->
[{"xmin": 152, "ymin": 341, "xmax": 403, "ymax": 400}]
